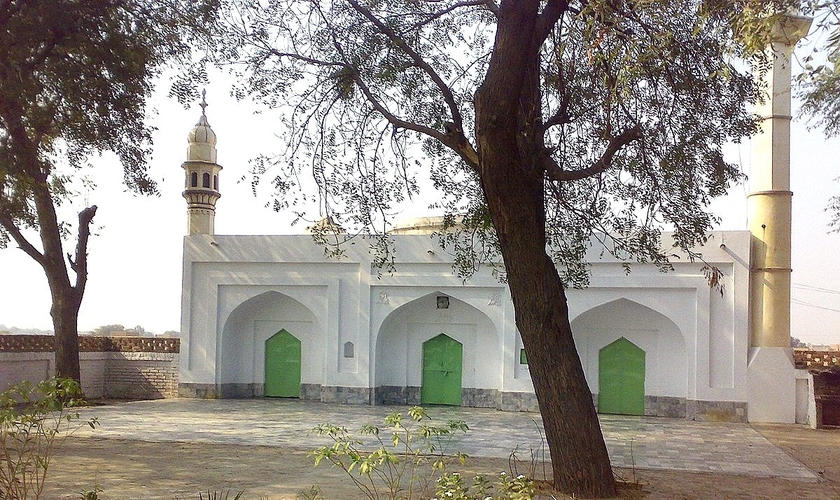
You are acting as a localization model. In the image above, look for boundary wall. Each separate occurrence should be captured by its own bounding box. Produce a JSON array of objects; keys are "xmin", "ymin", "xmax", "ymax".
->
[{"xmin": 0, "ymin": 335, "xmax": 179, "ymax": 399}]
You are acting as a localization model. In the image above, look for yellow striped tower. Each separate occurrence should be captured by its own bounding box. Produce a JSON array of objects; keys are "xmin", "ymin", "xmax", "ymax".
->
[{"xmin": 747, "ymin": 14, "xmax": 811, "ymax": 423}]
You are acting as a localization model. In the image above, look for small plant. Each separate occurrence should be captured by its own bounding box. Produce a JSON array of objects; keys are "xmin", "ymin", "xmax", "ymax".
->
[
  {"xmin": 201, "ymin": 491, "xmax": 244, "ymax": 500},
  {"xmin": 177, "ymin": 491, "xmax": 245, "ymax": 500},
  {"xmin": 435, "ymin": 472, "xmax": 535, "ymax": 500},
  {"xmin": 0, "ymin": 377, "xmax": 99, "ymax": 500},
  {"xmin": 296, "ymin": 485, "xmax": 325, "ymax": 500},
  {"xmin": 310, "ymin": 406, "xmax": 469, "ymax": 499},
  {"xmin": 78, "ymin": 483, "xmax": 102, "ymax": 500}
]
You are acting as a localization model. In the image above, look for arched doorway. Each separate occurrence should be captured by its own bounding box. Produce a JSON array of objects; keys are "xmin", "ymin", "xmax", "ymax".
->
[
  {"xmin": 599, "ymin": 337, "xmax": 645, "ymax": 415},
  {"xmin": 421, "ymin": 334, "xmax": 463, "ymax": 405},
  {"xmin": 219, "ymin": 290, "xmax": 323, "ymax": 398},
  {"xmin": 265, "ymin": 329, "xmax": 302, "ymax": 398},
  {"xmin": 373, "ymin": 291, "xmax": 500, "ymax": 407}
]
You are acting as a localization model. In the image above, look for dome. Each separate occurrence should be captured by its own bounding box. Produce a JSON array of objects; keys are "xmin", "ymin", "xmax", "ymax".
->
[
  {"xmin": 188, "ymin": 114, "xmax": 217, "ymax": 146},
  {"xmin": 186, "ymin": 112, "xmax": 218, "ymax": 163},
  {"xmin": 389, "ymin": 215, "xmax": 464, "ymax": 234}
]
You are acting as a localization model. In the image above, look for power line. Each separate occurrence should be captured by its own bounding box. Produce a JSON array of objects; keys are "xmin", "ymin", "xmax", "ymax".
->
[
  {"xmin": 792, "ymin": 283, "xmax": 840, "ymax": 295},
  {"xmin": 791, "ymin": 298, "xmax": 840, "ymax": 314}
]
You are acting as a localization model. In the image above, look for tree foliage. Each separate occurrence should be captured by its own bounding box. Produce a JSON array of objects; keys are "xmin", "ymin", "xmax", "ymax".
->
[
  {"xmin": 188, "ymin": 0, "xmax": 776, "ymax": 496},
  {"xmin": 92, "ymin": 324, "xmax": 126, "ymax": 336},
  {"xmin": 0, "ymin": 0, "xmax": 206, "ymax": 380},
  {"xmin": 798, "ymin": 1, "xmax": 840, "ymax": 136},
  {"xmin": 790, "ymin": 1, "xmax": 840, "ymax": 231},
  {"xmin": 191, "ymin": 0, "xmax": 763, "ymax": 282}
]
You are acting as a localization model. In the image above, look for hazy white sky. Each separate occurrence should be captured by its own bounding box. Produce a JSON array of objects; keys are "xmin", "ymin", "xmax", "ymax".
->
[{"xmin": 1, "ymin": 61, "xmax": 839, "ymax": 344}]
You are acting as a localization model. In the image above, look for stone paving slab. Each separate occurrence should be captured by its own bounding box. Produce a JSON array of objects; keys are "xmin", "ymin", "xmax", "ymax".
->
[{"xmin": 73, "ymin": 399, "xmax": 816, "ymax": 481}]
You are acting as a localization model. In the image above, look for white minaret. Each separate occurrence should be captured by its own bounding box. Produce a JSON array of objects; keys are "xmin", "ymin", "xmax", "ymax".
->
[
  {"xmin": 182, "ymin": 91, "xmax": 222, "ymax": 235},
  {"xmin": 747, "ymin": 13, "xmax": 811, "ymax": 423}
]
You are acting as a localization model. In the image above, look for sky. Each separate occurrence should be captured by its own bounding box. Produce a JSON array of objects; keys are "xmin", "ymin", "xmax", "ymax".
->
[{"xmin": 1, "ymin": 56, "xmax": 839, "ymax": 344}]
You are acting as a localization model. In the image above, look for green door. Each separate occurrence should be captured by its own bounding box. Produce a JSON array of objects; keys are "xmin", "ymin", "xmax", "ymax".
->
[
  {"xmin": 421, "ymin": 334, "xmax": 463, "ymax": 406},
  {"xmin": 598, "ymin": 337, "xmax": 645, "ymax": 415},
  {"xmin": 265, "ymin": 329, "xmax": 301, "ymax": 398}
]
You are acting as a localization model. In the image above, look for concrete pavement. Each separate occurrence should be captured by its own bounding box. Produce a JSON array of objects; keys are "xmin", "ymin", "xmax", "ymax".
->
[{"xmin": 71, "ymin": 398, "xmax": 817, "ymax": 481}]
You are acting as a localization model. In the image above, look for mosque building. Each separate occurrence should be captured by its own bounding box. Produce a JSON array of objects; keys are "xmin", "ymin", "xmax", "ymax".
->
[{"xmin": 178, "ymin": 16, "xmax": 813, "ymax": 423}]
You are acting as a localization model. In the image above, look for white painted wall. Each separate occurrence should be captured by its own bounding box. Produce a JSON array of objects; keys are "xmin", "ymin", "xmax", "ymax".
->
[{"xmin": 179, "ymin": 230, "xmax": 764, "ymax": 413}]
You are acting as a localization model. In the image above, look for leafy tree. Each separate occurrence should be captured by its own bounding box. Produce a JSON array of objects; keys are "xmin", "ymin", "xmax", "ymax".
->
[
  {"xmin": 191, "ymin": 0, "xmax": 771, "ymax": 496},
  {"xmin": 793, "ymin": 1, "xmax": 840, "ymax": 229},
  {"xmin": 0, "ymin": 0, "xmax": 202, "ymax": 382},
  {"xmin": 92, "ymin": 324, "xmax": 127, "ymax": 336},
  {"xmin": 798, "ymin": 1, "xmax": 840, "ymax": 135}
]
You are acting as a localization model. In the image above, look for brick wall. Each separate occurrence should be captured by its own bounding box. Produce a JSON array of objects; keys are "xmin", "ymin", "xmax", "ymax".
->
[
  {"xmin": 0, "ymin": 335, "xmax": 179, "ymax": 399},
  {"xmin": 0, "ymin": 334, "xmax": 179, "ymax": 353},
  {"xmin": 794, "ymin": 349, "xmax": 840, "ymax": 428},
  {"xmin": 794, "ymin": 349, "xmax": 840, "ymax": 370}
]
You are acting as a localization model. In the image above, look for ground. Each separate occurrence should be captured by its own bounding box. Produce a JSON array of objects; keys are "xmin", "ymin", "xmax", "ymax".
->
[{"xmin": 43, "ymin": 422, "xmax": 840, "ymax": 499}]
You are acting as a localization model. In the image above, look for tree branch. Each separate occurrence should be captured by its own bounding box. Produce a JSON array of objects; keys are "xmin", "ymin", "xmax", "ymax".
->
[
  {"xmin": 0, "ymin": 210, "xmax": 47, "ymax": 267},
  {"xmin": 349, "ymin": 70, "xmax": 479, "ymax": 169},
  {"xmin": 542, "ymin": 101, "xmax": 570, "ymax": 131},
  {"xmin": 535, "ymin": 0, "xmax": 568, "ymax": 45},
  {"xmin": 482, "ymin": 0, "xmax": 500, "ymax": 16},
  {"xmin": 544, "ymin": 124, "xmax": 642, "ymax": 182},
  {"xmin": 267, "ymin": 48, "xmax": 344, "ymax": 69},
  {"xmin": 346, "ymin": 0, "xmax": 466, "ymax": 131},
  {"xmin": 409, "ymin": 0, "xmax": 496, "ymax": 29},
  {"xmin": 71, "ymin": 205, "xmax": 97, "ymax": 292}
]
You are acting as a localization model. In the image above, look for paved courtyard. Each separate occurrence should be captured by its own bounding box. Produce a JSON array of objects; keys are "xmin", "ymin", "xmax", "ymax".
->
[{"xmin": 72, "ymin": 398, "xmax": 817, "ymax": 481}]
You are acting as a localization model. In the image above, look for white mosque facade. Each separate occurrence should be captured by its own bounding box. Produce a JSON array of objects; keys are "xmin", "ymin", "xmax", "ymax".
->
[
  {"xmin": 178, "ymin": 17, "xmax": 813, "ymax": 423},
  {"xmin": 180, "ymin": 228, "xmax": 772, "ymax": 422}
]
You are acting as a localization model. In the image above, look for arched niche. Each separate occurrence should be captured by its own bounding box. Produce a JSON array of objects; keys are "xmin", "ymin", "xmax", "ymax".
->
[
  {"xmin": 219, "ymin": 291, "xmax": 323, "ymax": 397},
  {"xmin": 571, "ymin": 298, "xmax": 686, "ymax": 402},
  {"xmin": 374, "ymin": 292, "xmax": 500, "ymax": 406}
]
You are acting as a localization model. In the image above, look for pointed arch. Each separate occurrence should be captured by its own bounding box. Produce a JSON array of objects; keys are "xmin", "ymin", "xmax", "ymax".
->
[
  {"xmin": 571, "ymin": 298, "xmax": 686, "ymax": 415},
  {"xmin": 374, "ymin": 291, "xmax": 499, "ymax": 406},
  {"xmin": 219, "ymin": 291, "xmax": 322, "ymax": 397}
]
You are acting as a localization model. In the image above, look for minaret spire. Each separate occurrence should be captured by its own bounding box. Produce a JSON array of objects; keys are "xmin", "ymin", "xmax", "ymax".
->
[
  {"xmin": 199, "ymin": 89, "xmax": 208, "ymax": 116},
  {"xmin": 182, "ymin": 90, "xmax": 222, "ymax": 235}
]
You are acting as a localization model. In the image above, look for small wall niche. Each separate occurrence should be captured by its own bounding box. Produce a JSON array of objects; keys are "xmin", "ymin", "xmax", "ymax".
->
[{"xmin": 343, "ymin": 341, "xmax": 355, "ymax": 358}]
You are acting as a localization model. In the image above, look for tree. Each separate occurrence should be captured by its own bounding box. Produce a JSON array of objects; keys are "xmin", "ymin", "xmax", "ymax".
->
[
  {"xmin": 92, "ymin": 324, "xmax": 127, "ymax": 336},
  {"xmin": 798, "ymin": 1, "xmax": 840, "ymax": 135},
  {"xmin": 793, "ymin": 2, "xmax": 840, "ymax": 229},
  {"xmin": 0, "ymin": 0, "xmax": 202, "ymax": 382},
  {"xmin": 191, "ymin": 1, "xmax": 769, "ymax": 496}
]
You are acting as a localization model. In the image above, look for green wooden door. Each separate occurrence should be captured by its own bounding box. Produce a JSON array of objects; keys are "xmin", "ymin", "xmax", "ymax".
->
[
  {"xmin": 264, "ymin": 330, "xmax": 301, "ymax": 398},
  {"xmin": 421, "ymin": 334, "xmax": 463, "ymax": 405},
  {"xmin": 598, "ymin": 337, "xmax": 645, "ymax": 415}
]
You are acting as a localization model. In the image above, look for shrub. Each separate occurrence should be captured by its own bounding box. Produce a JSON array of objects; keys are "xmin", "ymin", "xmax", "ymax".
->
[
  {"xmin": 309, "ymin": 406, "xmax": 534, "ymax": 500},
  {"xmin": 0, "ymin": 377, "xmax": 98, "ymax": 500}
]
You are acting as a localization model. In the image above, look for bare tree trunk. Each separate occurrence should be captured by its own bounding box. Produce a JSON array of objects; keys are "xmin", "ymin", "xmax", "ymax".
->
[
  {"xmin": 26, "ymin": 181, "xmax": 95, "ymax": 383},
  {"xmin": 50, "ymin": 285, "xmax": 82, "ymax": 381},
  {"xmin": 477, "ymin": 154, "xmax": 617, "ymax": 497},
  {"xmin": 473, "ymin": 2, "xmax": 617, "ymax": 496}
]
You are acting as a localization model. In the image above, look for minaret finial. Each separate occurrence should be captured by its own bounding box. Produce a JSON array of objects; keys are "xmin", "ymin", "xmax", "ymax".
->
[{"xmin": 199, "ymin": 89, "xmax": 208, "ymax": 116}]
